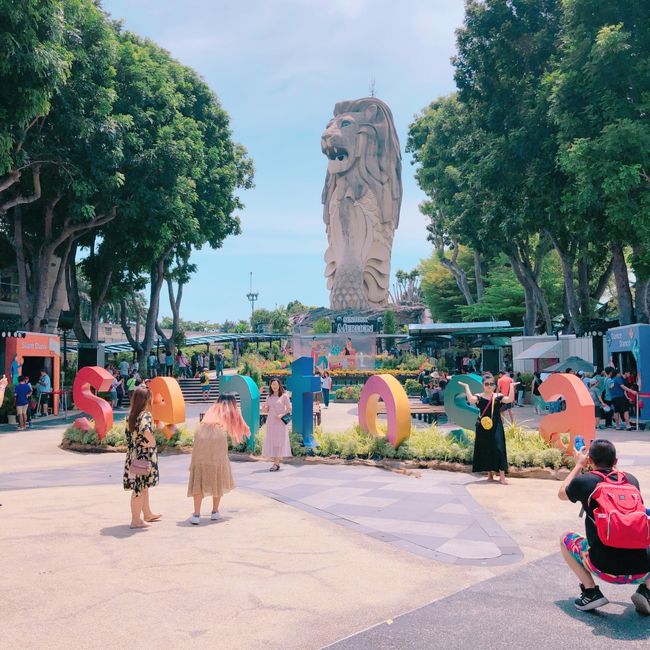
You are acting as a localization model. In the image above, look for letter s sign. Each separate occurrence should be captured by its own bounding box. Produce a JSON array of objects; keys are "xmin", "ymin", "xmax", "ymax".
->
[{"xmin": 72, "ymin": 366, "xmax": 114, "ymax": 440}]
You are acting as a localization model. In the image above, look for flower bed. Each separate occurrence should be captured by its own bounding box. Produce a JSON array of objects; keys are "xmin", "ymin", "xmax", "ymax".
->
[
  {"xmin": 62, "ymin": 418, "xmax": 569, "ymax": 475},
  {"xmin": 60, "ymin": 419, "xmax": 194, "ymax": 452}
]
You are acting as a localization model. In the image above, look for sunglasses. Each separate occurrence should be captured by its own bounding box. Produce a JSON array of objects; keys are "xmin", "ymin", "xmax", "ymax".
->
[{"xmin": 484, "ymin": 382, "xmax": 495, "ymax": 386}]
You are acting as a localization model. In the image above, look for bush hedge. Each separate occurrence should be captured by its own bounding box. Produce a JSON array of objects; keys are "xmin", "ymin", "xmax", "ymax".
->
[{"xmin": 62, "ymin": 418, "xmax": 565, "ymax": 470}]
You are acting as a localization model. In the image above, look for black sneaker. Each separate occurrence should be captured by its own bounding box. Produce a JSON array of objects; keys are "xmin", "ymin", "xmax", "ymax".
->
[
  {"xmin": 631, "ymin": 584, "xmax": 650, "ymax": 615},
  {"xmin": 574, "ymin": 584, "xmax": 609, "ymax": 611}
]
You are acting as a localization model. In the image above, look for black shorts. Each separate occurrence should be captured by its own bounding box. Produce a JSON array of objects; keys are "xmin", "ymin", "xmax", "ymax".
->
[
  {"xmin": 612, "ymin": 396, "xmax": 630, "ymax": 415},
  {"xmin": 501, "ymin": 403, "xmax": 513, "ymax": 411}
]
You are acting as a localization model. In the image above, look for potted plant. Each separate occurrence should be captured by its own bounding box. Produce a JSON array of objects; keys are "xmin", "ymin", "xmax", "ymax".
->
[{"xmin": 2, "ymin": 384, "xmax": 16, "ymax": 424}]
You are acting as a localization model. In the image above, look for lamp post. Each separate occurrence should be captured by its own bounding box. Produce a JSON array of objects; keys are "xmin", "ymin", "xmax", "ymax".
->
[{"xmin": 246, "ymin": 271, "xmax": 258, "ymax": 331}]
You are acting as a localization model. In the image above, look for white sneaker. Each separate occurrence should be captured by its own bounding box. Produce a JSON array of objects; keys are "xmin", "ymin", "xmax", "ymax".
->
[
  {"xmin": 210, "ymin": 511, "xmax": 222, "ymax": 521},
  {"xmin": 190, "ymin": 514, "xmax": 200, "ymax": 525}
]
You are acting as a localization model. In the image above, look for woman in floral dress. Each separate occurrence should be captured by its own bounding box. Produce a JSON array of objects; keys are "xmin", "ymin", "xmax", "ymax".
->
[{"xmin": 123, "ymin": 385, "xmax": 161, "ymax": 528}]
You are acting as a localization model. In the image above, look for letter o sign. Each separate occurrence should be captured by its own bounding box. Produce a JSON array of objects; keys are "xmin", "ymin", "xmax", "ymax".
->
[{"xmin": 358, "ymin": 374, "xmax": 411, "ymax": 448}]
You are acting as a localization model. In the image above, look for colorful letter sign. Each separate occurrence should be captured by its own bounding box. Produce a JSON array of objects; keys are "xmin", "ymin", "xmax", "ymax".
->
[
  {"xmin": 149, "ymin": 377, "xmax": 186, "ymax": 439},
  {"xmin": 444, "ymin": 373, "xmax": 482, "ymax": 430},
  {"xmin": 221, "ymin": 374, "xmax": 260, "ymax": 450},
  {"xmin": 358, "ymin": 374, "xmax": 411, "ymax": 448},
  {"xmin": 539, "ymin": 373, "xmax": 596, "ymax": 451},
  {"xmin": 72, "ymin": 366, "xmax": 114, "ymax": 440},
  {"xmin": 286, "ymin": 356, "xmax": 321, "ymax": 447}
]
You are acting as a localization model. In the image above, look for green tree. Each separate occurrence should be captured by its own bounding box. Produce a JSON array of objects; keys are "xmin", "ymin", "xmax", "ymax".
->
[
  {"xmin": 549, "ymin": 0, "xmax": 650, "ymax": 323},
  {"xmin": 270, "ymin": 308, "xmax": 290, "ymax": 334},
  {"xmin": 420, "ymin": 248, "xmax": 477, "ymax": 322},
  {"xmin": 0, "ymin": 0, "xmax": 70, "ymax": 194},
  {"xmin": 312, "ymin": 317, "xmax": 332, "ymax": 334},
  {"xmin": 7, "ymin": 0, "xmax": 123, "ymax": 332},
  {"xmin": 101, "ymin": 31, "xmax": 253, "ymax": 364},
  {"xmin": 251, "ymin": 308, "xmax": 273, "ymax": 332}
]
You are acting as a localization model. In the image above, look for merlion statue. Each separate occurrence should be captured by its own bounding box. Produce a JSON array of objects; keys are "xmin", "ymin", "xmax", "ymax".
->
[{"xmin": 321, "ymin": 97, "xmax": 402, "ymax": 310}]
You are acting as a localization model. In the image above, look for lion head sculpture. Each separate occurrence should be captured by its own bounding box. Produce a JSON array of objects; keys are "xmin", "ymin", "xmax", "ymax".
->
[{"xmin": 321, "ymin": 97, "xmax": 402, "ymax": 310}]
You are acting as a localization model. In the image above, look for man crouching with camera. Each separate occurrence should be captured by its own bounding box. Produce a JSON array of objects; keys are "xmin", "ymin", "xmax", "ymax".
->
[{"xmin": 558, "ymin": 439, "xmax": 650, "ymax": 613}]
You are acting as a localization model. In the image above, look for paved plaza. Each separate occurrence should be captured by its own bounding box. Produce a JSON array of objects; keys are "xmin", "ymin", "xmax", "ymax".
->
[{"xmin": 1, "ymin": 416, "xmax": 650, "ymax": 648}]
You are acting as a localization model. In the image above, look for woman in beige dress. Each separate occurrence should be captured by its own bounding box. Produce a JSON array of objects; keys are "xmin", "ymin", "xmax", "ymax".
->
[{"xmin": 187, "ymin": 393, "xmax": 249, "ymax": 525}]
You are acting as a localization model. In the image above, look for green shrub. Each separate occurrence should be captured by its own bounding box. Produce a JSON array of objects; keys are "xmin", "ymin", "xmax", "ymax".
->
[
  {"xmin": 334, "ymin": 385, "xmax": 362, "ymax": 400},
  {"xmin": 403, "ymin": 378, "xmax": 422, "ymax": 396},
  {"xmin": 63, "ymin": 420, "xmax": 193, "ymax": 448}
]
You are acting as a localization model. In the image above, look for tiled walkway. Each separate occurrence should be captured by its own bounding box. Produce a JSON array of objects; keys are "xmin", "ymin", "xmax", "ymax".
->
[
  {"xmin": 0, "ymin": 452, "xmax": 522, "ymax": 566},
  {"xmin": 234, "ymin": 462, "xmax": 522, "ymax": 566}
]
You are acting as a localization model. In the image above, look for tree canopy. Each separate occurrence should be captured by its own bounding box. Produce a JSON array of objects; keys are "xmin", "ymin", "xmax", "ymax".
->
[
  {"xmin": 0, "ymin": 0, "xmax": 253, "ymax": 362},
  {"xmin": 409, "ymin": 0, "xmax": 649, "ymax": 332}
]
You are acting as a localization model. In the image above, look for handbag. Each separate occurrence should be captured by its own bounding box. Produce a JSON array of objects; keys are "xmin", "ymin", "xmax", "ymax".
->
[
  {"xmin": 128, "ymin": 457, "xmax": 151, "ymax": 479},
  {"xmin": 479, "ymin": 397, "xmax": 496, "ymax": 430},
  {"xmin": 280, "ymin": 413, "xmax": 291, "ymax": 425}
]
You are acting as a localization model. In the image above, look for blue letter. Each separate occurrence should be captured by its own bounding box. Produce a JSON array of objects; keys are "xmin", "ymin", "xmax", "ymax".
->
[
  {"xmin": 286, "ymin": 356, "xmax": 321, "ymax": 448},
  {"xmin": 220, "ymin": 374, "xmax": 260, "ymax": 451}
]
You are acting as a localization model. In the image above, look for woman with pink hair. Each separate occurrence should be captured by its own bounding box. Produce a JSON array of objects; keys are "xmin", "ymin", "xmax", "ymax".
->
[{"xmin": 187, "ymin": 393, "xmax": 250, "ymax": 525}]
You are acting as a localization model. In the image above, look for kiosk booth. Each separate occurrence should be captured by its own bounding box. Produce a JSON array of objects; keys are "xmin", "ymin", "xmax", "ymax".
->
[
  {"xmin": 3, "ymin": 332, "xmax": 61, "ymax": 415},
  {"xmin": 606, "ymin": 324, "xmax": 649, "ymax": 420}
]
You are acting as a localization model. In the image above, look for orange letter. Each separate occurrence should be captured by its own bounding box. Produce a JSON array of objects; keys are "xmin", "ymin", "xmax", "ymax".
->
[
  {"xmin": 358, "ymin": 374, "xmax": 411, "ymax": 448},
  {"xmin": 539, "ymin": 373, "xmax": 596, "ymax": 451},
  {"xmin": 72, "ymin": 366, "xmax": 114, "ymax": 440},
  {"xmin": 149, "ymin": 377, "xmax": 186, "ymax": 439}
]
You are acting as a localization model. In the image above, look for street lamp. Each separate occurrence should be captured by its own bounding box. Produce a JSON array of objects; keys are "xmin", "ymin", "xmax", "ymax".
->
[{"xmin": 246, "ymin": 271, "xmax": 258, "ymax": 330}]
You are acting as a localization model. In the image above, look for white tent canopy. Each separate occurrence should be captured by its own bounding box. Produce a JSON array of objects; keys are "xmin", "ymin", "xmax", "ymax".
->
[{"xmin": 513, "ymin": 340, "xmax": 560, "ymax": 361}]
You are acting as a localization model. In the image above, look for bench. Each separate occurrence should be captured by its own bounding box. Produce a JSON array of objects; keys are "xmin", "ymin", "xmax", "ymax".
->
[{"xmin": 376, "ymin": 401, "xmax": 446, "ymax": 424}]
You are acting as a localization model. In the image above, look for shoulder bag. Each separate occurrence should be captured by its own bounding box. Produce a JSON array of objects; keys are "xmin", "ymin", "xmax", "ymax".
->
[{"xmin": 479, "ymin": 397, "xmax": 496, "ymax": 430}]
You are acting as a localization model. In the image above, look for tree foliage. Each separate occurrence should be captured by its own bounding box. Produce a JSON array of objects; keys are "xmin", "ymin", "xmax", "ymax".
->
[
  {"xmin": 0, "ymin": 1, "xmax": 253, "ymax": 359},
  {"xmin": 409, "ymin": 0, "xmax": 648, "ymax": 331}
]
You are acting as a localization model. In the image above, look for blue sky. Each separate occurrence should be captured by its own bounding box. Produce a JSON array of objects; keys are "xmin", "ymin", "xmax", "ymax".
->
[{"xmin": 102, "ymin": 0, "xmax": 466, "ymax": 323}]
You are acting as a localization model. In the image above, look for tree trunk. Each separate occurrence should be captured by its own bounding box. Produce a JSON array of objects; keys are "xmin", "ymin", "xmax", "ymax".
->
[
  {"xmin": 635, "ymin": 278, "xmax": 649, "ymax": 324},
  {"xmin": 439, "ymin": 257, "xmax": 474, "ymax": 304},
  {"xmin": 547, "ymin": 232, "xmax": 581, "ymax": 334},
  {"xmin": 591, "ymin": 258, "xmax": 613, "ymax": 305},
  {"xmin": 473, "ymin": 250, "xmax": 484, "ymax": 302},
  {"xmin": 433, "ymin": 235, "xmax": 474, "ymax": 305},
  {"xmin": 65, "ymin": 245, "xmax": 91, "ymax": 344},
  {"xmin": 121, "ymin": 254, "xmax": 169, "ymax": 368},
  {"xmin": 611, "ymin": 241, "xmax": 634, "ymax": 325},
  {"xmin": 508, "ymin": 254, "xmax": 537, "ymax": 335},
  {"xmin": 13, "ymin": 206, "xmax": 31, "ymax": 327},
  {"xmin": 577, "ymin": 254, "xmax": 591, "ymax": 321},
  {"xmin": 631, "ymin": 243, "xmax": 649, "ymax": 324},
  {"xmin": 89, "ymin": 264, "xmax": 114, "ymax": 343},
  {"xmin": 11, "ymin": 199, "xmax": 116, "ymax": 332}
]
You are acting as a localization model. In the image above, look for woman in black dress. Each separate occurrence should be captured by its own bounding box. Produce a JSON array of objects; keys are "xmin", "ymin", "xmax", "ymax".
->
[{"xmin": 458, "ymin": 373, "xmax": 518, "ymax": 484}]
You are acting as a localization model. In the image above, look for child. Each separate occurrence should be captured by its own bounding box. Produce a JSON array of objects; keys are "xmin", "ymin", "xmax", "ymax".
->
[
  {"xmin": 187, "ymin": 393, "xmax": 249, "ymax": 525},
  {"xmin": 199, "ymin": 367, "xmax": 210, "ymax": 400},
  {"xmin": 14, "ymin": 376, "xmax": 32, "ymax": 431}
]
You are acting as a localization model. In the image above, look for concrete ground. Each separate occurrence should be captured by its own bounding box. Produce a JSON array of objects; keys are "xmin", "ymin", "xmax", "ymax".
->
[{"xmin": 2, "ymin": 407, "xmax": 650, "ymax": 648}]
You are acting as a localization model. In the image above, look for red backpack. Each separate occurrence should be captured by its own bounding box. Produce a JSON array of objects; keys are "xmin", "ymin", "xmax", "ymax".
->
[{"xmin": 588, "ymin": 471, "xmax": 650, "ymax": 550}]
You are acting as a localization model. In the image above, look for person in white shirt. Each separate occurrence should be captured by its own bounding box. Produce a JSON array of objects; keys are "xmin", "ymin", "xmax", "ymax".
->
[{"xmin": 321, "ymin": 371, "xmax": 332, "ymax": 408}]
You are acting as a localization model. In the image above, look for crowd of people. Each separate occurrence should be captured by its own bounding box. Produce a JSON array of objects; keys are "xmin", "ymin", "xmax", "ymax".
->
[
  {"xmin": 4, "ymin": 368, "xmax": 53, "ymax": 429},
  {"xmin": 530, "ymin": 366, "xmax": 641, "ymax": 431},
  {"xmin": 142, "ymin": 348, "xmax": 225, "ymax": 379}
]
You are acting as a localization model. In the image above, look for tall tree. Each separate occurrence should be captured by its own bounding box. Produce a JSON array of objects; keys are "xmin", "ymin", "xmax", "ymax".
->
[
  {"xmin": 549, "ymin": 0, "xmax": 650, "ymax": 324},
  {"xmin": 5, "ymin": 0, "xmax": 123, "ymax": 332},
  {"xmin": 453, "ymin": 0, "xmax": 563, "ymax": 334},
  {"xmin": 106, "ymin": 32, "xmax": 253, "ymax": 365}
]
